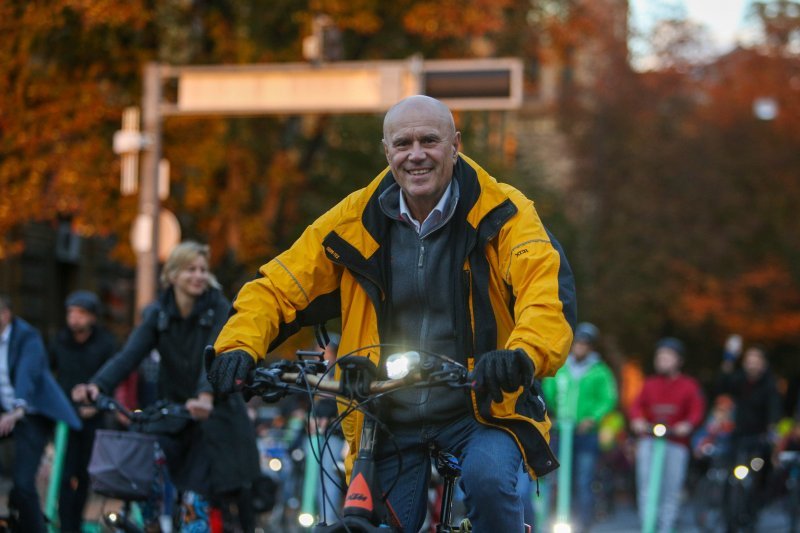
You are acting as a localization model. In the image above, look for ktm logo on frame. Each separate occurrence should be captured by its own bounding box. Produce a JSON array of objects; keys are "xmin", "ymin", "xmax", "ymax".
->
[{"xmin": 344, "ymin": 473, "xmax": 373, "ymax": 511}]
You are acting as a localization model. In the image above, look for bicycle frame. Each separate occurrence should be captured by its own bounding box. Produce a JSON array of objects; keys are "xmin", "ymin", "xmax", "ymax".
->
[{"xmin": 249, "ymin": 351, "xmax": 472, "ymax": 533}]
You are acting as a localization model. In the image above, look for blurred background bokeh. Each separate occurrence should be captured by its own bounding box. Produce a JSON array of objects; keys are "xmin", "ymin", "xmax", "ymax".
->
[{"xmin": 0, "ymin": 0, "xmax": 798, "ymax": 395}]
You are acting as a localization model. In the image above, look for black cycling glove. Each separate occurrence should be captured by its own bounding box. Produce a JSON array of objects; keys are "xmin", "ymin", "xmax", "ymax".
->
[
  {"xmin": 206, "ymin": 348, "xmax": 255, "ymax": 395},
  {"xmin": 473, "ymin": 349, "xmax": 534, "ymax": 403}
]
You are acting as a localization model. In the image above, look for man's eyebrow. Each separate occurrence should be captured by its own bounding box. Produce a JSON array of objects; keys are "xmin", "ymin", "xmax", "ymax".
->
[
  {"xmin": 390, "ymin": 131, "xmax": 443, "ymax": 145},
  {"xmin": 421, "ymin": 133, "xmax": 443, "ymax": 142}
]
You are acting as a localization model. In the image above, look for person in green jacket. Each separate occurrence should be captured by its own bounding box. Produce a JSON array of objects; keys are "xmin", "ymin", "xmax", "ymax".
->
[{"xmin": 543, "ymin": 322, "xmax": 618, "ymax": 533}]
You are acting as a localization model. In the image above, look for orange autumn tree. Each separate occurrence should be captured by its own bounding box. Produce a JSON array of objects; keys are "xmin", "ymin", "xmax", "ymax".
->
[
  {"xmin": 563, "ymin": 0, "xmax": 800, "ymax": 360},
  {"xmin": 2, "ymin": 0, "xmax": 572, "ymax": 289},
  {"xmin": 0, "ymin": 1, "xmax": 151, "ymax": 260},
  {"xmin": 676, "ymin": 261, "xmax": 800, "ymax": 344}
]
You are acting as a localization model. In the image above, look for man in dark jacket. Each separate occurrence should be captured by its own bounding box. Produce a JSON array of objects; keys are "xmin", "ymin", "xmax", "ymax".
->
[
  {"xmin": 50, "ymin": 290, "xmax": 116, "ymax": 533},
  {"xmin": 718, "ymin": 343, "xmax": 782, "ymax": 441},
  {"xmin": 0, "ymin": 295, "xmax": 82, "ymax": 533}
]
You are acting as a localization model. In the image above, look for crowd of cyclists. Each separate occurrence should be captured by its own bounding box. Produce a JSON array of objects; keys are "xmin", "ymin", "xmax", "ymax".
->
[
  {"xmin": 542, "ymin": 328, "xmax": 800, "ymax": 533},
  {"xmin": 1, "ymin": 240, "xmax": 800, "ymax": 533},
  {"xmin": 6, "ymin": 93, "xmax": 800, "ymax": 533}
]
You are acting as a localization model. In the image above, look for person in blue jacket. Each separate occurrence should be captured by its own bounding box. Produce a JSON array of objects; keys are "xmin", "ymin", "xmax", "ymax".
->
[{"xmin": 0, "ymin": 294, "xmax": 82, "ymax": 533}]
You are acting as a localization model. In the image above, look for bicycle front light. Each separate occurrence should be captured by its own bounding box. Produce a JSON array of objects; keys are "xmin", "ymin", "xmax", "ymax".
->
[
  {"xmin": 386, "ymin": 351, "xmax": 421, "ymax": 380},
  {"xmin": 553, "ymin": 521, "xmax": 572, "ymax": 533},
  {"xmin": 298, "ymin": 512, "xmax": 315, "ymax": 528},
  {"xmin": 268, "ymin": 458, "xmax": 283, "ymax": 472},
  {"xmin": 652, "ymin": 424, "xmax": 667, "ymax": 437},
  {"xmin": 733, "ymin": 464, "xmax": 750, "ymax": 480}
]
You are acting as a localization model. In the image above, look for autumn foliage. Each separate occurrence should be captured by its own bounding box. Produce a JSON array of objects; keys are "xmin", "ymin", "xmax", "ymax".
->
[
  {"xmin": 1, "ymin": 0, "xmax": 800, "ymax": 363},
  {"xmin": 563, "ymin": 1, "xmax": 800, "ymax": 359}
]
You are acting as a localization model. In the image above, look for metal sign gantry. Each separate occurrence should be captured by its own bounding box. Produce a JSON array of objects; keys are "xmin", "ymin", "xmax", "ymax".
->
[{"xmin": 117, "ymin": 57, "xmax": 523, "ymax": 315}]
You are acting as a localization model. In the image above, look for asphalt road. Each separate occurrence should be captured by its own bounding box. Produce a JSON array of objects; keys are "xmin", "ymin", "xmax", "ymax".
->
[{"xmin": 569, "ymin": 499, "xmax": 795, "ymax": 533}]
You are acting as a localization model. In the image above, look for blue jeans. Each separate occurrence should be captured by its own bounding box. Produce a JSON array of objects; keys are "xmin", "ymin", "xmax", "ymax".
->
[
  {"xmin": 8, "ymin": 414, "xmax": 52, "ymax": 533},
  {"xmin": 517, "ymin": 467, "xmax": 535, "ymax": 527},
  {"xmin": 572, "ymin": 431, "xmax": 600, "ymax": 531},
  {"xmin": 376, "ymin": 415, "xmax": 525, "ymax": 532}
]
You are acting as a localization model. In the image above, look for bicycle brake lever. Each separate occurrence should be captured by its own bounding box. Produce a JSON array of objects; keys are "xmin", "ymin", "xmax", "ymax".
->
[
  {"xmin": 249, "ymin": 367, "xmax": 291, "ymax": 389},
  {"xmin": 247, "ymin": 367, "xmax": 293, "ymax": 403},
  {"xmin": 426, "ymin": 365, "xmax": 470, "ymax": 388}
]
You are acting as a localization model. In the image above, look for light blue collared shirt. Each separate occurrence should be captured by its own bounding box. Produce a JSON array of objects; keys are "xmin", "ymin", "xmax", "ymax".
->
[
  {"xmin": 0, "ymin": 324, "xmax": 15, "ymax": 411},
  {"xmin": 398, "ymin": 180, "xmax": 456, "ymax": 238}
]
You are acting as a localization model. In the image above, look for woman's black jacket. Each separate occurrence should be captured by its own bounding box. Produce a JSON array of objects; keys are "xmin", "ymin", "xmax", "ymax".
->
[{"xmin": 92, "ymin": 287, "xmax": 259, "ymax": 496}]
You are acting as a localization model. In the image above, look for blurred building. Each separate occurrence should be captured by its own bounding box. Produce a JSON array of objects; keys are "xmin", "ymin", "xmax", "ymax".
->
[
  {"xmin": 514, "ymin": 0, "xmax": 629, "ymax": 194},
  {"xmin": 0, "ymin": 221, "xmax": 134, "ymax": 342}
]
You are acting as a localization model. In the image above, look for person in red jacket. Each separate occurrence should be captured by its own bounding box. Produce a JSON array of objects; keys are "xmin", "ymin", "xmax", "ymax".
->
[{"xmin": 629, "ymin": 337, "xmax": 706, "ymax": 533}]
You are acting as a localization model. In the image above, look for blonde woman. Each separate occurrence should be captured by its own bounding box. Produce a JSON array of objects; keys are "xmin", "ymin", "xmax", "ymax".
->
[{"xmin": 73, "ymin": 241, "xmax": 258, "ymax": 531}]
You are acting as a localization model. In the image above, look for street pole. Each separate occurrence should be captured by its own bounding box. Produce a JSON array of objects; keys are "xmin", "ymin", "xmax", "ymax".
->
[{"xmin": 136, "ymin": 62, "xmax": 162, "ymax": 318}]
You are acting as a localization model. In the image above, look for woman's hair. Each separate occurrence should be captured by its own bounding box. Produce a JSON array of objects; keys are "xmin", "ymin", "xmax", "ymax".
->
[{"xmin": 160, "ymin": 241, "xmax": 221, "ymax": 290}]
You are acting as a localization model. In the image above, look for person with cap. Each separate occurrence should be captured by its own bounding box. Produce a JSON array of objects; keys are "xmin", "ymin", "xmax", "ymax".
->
[
  {"xmin": 629, "ymin": 337, "xmax": 706, "ymax": 533},
  {"xmin": 49, "ymin": 290, "xmax": 117, "ymax": 533},
  {"xmin": 0, "ymin": 294, "xmax": 82, "ymax": 533},
  {"xmin": 542, "ymin": 321, "xmax": 618, "ymax": 532}
]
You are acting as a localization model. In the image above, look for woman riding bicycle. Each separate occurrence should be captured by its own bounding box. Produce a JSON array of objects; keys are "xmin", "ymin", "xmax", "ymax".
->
[{"xmin": 72, "ymin": 241, "xmax": 259, "ymax": 531}]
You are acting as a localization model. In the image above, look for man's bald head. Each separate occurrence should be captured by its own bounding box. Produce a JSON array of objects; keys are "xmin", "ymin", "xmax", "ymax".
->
[
  {"xmin": 380, "ymin": 95, "xmax": 461, "ymax": 224},
  {"xmin": 383, "ymin": 95, "xmax": 456, "ymax": 140}
]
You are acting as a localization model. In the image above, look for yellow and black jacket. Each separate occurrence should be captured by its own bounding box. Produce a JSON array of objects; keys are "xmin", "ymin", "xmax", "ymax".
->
[{"xmin": 214, "ymin": 153, "xmax": 576, "ymax": 478}]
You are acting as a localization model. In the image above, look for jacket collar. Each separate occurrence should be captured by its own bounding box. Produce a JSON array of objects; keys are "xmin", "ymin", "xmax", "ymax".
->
[
  {"xmin": 378, "ymin": 179, "xmax": 460, "ymax": 239},
  {"xmin": 322, "ymin": 154, "xmax": 520, "ymax": 296},
  {"xmin": 330, "ymin": 154, "xmax": 513, "ymax": 259},
  {"xmin": 158, "ymin": 287, "xmax": 217, "ymax": 320},
  {"xmin": 7, "ymin": 317, "xmax": 31, "ymax": 367}
]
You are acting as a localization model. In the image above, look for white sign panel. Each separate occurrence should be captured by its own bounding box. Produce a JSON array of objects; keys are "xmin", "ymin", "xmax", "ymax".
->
[{"xmin": 177, "ymin": 61, "xmax": 420, "ymax": 114}]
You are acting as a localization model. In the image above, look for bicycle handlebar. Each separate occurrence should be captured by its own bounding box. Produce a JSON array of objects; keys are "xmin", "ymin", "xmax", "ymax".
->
[
  {"xmin": 86, "ymin": 393, "xmax": 192, "ymax": 423},
  {"xmin": 91, "ymin": 393, "xmax": 134, "ymax": 420},
  {"xmin": 263, "ymin": 370, "xmax": 426, "ymax": 394},
  {"xmin": 246, "ymin": 351, "xmax": 471, "ymax": 403}
]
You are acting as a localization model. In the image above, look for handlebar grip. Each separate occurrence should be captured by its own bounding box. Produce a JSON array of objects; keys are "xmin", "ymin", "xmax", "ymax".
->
[{"xmin": 91, "ymin": 393, "xmax": 134, "ymax": 420}]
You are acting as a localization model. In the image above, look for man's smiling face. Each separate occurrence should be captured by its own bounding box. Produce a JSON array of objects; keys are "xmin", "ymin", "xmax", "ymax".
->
[{"xmin": 382, "ymin": 96, "xmax": 460, "ymax": 222}]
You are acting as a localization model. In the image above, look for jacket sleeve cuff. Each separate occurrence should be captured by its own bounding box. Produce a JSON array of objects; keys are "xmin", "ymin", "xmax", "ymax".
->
[{"xmin": 196, "ymin": 381, "xmax": 214, "ymax": 395}]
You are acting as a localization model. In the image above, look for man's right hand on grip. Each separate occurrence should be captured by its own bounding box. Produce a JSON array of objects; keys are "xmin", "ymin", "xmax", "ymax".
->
[{"xmin": 207, "ymin": 349, "xmax": 255, "ymax": 395}]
